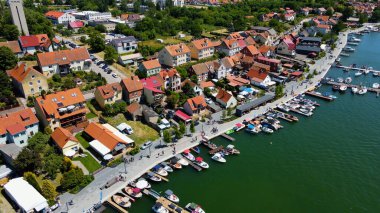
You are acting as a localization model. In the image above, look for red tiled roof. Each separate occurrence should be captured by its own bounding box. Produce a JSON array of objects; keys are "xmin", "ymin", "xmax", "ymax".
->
[
  {"xmin": 216, "ymin": 89, "xmax": 233, "ymax": 104},
  {"xmin": 242, "ymin": 45, "xmax": 260, "ymax": 56},
  {"xmin": 164, "ymin": 43, "xmax": 190, "ymax": 56},
  {"xmin": 0, "ymin": 108, "xmax": 38, "ymax": 135},
  {"xmin": 175, "ymin": 110, "xmax": 192, "ymax": 121},
  {"xmin": 199, "ymin": 81, "xmax": 215, "ymax": 89},
  {"xmin": 141, "ymin": 59, "xmax": 161, "ymax": 70},
  {"xmin": 37, "ymin": 47, "xmax": 90, "ymax": 67},
  {"xmin": 257, "ymin": 56, "xmax": 281, "ymax": 64},
  {"xmin": 317, "ymin": 24, "xmax": 331, "ymax": 29},
  {"xmin": 186, "ymin": 96, "xmax": 207, "ymax": 111},
  {"xmin": 141, "ymin": 75, "xmax": 163, "ymax": 89},
  {"xmin": 126, "ymin": 102, "xmax": 141, "ymax": 114},
  {"xmin": 159, "ymin": 69, "xmax": 179, "ymax": 78},
  {"xmin": 51, "ymin": 127, "xmax": 78, "ymax": 149},
  {"xmin": 45, "ymin": 11, "xmax": 65, "ymax": 19},
  {"xmin": 7, "ymin": 63, "xmax": 44, "ymax": 82},
  {"xmin": 69, "ymin": 21, "xmax": 84, "ymax": 28},
  {"xmin": 283, "ymin": 37, "xmax": 296, "ymax": 50},
  {"xmin": 247, "ymin": 68, "xmax": 268, "ymax": 83},
  {"xmin": 96, "ymin": 82, "xmax": 122, "ymax": 99},
  {"xmin": 19, "ymin": 35, "xmax": 40, "ymax": 48},
  {"xmin": 191, "ymin": 38, "xmax": 217, "ymax": 50},
  {"xmin": 0, "ymin": 40, "xmax": 22, "ymax": 53},
  {"xmin": 84, "ymin": 122, "xmax": 127, "ymax": 150},
  {"xmin": 121, "ymin": 76, "xmax": 143, "ymax": 93}
]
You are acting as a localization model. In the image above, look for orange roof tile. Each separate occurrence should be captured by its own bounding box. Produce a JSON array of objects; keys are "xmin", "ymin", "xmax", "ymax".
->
[
  {"xmin": 0, "ymin": 108, "xmax": 38, "ymax": 135},
  {"xmin": 159, "ymin": 69, "xmax": 180, "ymax": 78},
  {"xmin": 141, "ymin": 59, "xmax": 161, "ymax": 70},
  {"xmin": 84, "ymin": 122, "xmax": 127, "ymax": 150},
  {"xmin": 247, "ymin": 67, "xmax": 268, "ymax": 82},
  {"xmin": 186, "ymin": 96, "xmax": 207, "ymax": 111},
  {"xmin": 7, "ymin": 63, "xmax": 44, "ymax": 82},
  {"xmin": 126, "ymin": 102, "xmax": 141, "ymax": 114},
  {"xmin": 216, "ymin": 89, "xmax": 233, "ymax": 104},
  {"xmin": 199, "ymin": 81, "xmax": 215, "ymax": 89},
  {"xmin": 164, "ymin": 43, "xmax": 190, "ymax": 56},
  {"xmin": 37, "ymin": 48, "xmax": 90, "ymax": 67},
  {"xmin": 190, "ymin": 38, "xmax": 217, "ymax": 50},
  {"xmin": 51, "ymin": 127, "xmax": 78, "ymax": 149},
  {"xmin": 45, "ymin": 11, "xmax": 65, "ymax": 19},
  {"xmin": 242, "ymin": 45, "xmax": 260, "ymax": 56},
  {"xmin": 0, "ymin": 40, "xmax": 22, "ymax": 53},
  {"xmin": 121, "ymin": 76, "xmax": 143, "ymax": 93},
  {"xmin": 317, "ymin": 24, "xmax": 331, "ymax": 29},
  {"xmin": 96, "ymin": 82, "xmax": 122, "ymax": 99}
]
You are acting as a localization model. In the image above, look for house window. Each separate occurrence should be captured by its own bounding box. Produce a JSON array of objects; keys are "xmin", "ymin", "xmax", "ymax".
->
[
  {"xmin": 31, "ymin": 88, "xmax": 34, "ymax": 93},
  {"xmin": 49, "ymin": 65, "xmax": 52, "ymax": 68},
  {"xmin": 31, "ymin": 75, "xmax": 35, "ymax": 79},
  {"xmin": 37, "ymin": 80, "xmax": 41, "ymax": 84},
  {"xmin": 39, "ymin": 86, "xmax": 42, "ymax": 91},
  {"xmin": 29, "ymin": 82, "xmax": 33, "ymax": 85},
  {"xmin": 20, "ymin": 140, "xmax": 24, "ymax": 144}
]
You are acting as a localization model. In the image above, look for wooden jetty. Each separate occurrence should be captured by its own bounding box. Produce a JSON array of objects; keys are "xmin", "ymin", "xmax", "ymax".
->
[
  {"xmin": 305, "ymin": 91, "xmax": 334, "ymax": 101},
  {"xmin": 106, "ymin": 197, "xmax": 129, "ymax": 213},
  {"xmin": 183, "ymin": 158, "xmax": 202, "ymax": 172},
  {"xmin": 156, "ymin": 197, "xmax": 189, "ymax": 213},
  {"xmin": 289, "ymin": 108, "xmax": 312, "ymax": 117},
  {"xmin": 221, "ymin": 133, "xmax": 235, "ymax": 141},
  {"xmin": 142, "ymin": 189, "xmax": 160, "ymax": 199},
  {"xmin": 336, "ymin": 65, "xmax": 380, "ymax": 74},
  {"xmin": 148, "ymin": 170, "xmax": 169, "ymax": 182},
  {"xmin": 276, "ymin": 115, "xmax": 293, "ymax": 122},
  {"xmin": 325, "ymin": 81, "xmax": 380, "ymax": 94},
  {"xmin": 209, "ymin": 145, "xmax": 224, "ymax": 155}
]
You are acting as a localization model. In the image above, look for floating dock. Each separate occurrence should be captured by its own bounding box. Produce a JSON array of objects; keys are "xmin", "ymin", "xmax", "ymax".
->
[
  {"xmin": 305, "ymin": 91, "xmax": 334, "ymax": 101},
  {"xmin": 147, "ymin": 170, "xmax": 169, "ymax": 182},
  {"xmin": 105, "ymin": 197, "xmax": 129, "ymax": 213},
  {"xmin": 324, "ymin": 81, "xmax": 380, "ymax": 94},
  {"xmin": 221, "ymin": 133, "xmax": 235, "ymax": 141},
  {"xmin": 183, "ymin": 158, "xmax": 202, "ymax": 172},
  {"xmin": 143, "ymin": 189, "xmax": 189, "ymax": 213},
  {"xmin": 336, "ymin": 65, "xmax": 380, "ymax": 74},
  {"xmin": 209, "ymin": 145, "xmax": 224, "ymax": 155},
  {"xmin": 289, "ymin": 108, "xmax": 312, "ymax": 117}
]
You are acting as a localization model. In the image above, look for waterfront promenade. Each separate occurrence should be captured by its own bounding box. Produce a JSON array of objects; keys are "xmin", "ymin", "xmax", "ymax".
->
[{"xmin": 57, "ymin": 27, "xmax": 361, "ymax": 212}]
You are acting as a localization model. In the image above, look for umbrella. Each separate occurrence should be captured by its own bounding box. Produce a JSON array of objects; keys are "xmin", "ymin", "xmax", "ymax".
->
[
  {"xmin": 195, "ymin": 157, "xmax": 203, "ymax": 162},
  {"xmin": 103, "ymin": 154, "xmax": 113, "ymax": 161},
  {"xmin": 64, "ymin": 149, "xmax": 76, "ymax": 157},
  {"xmin": 183, "ymin": 149, "xmax": 190, "ymax": 154},
  {"xmin": 136, "ymin": 180, "xmax": 148, "ymax": 189}
]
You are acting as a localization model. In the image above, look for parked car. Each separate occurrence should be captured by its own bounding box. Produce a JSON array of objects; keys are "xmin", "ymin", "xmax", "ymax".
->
[
  {"xmin": 107, "ymin": 69, "xmax": 112, "ymax": 74},
  {"xmin": 116, "ymin": 123, "xmax": 134, "ymax": 135},
  {"xmin": 141, "ymin": 141, "xmax": 153, "ymax": 150},
  {"xmin": 101, "ymin": 64, "xmax": 108, "ymax": 69},
  {"xmin": 96, "ymin": 61, "xmax": 104, "ymax": 65},
  {"xmin": 112, "ymin": 73, "xmax": 118, "ymax": 78}
]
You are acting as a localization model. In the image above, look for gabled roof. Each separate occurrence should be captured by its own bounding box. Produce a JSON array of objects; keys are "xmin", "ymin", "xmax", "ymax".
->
[
  {"xmin": 199, "ymin": 81, "xmax": 215, "ymax": 89},
  {"xmin": 96, "ymin": 82, "xmax": 122, "ymax": 99},
  {"xmin": 181, "ymin": 79, "xmax": 197, "ymax": 88},
  {"xmin": 282, "ymin": 37, "xmax": 296, "ymax": 50},
  {"xmin": 247, "ymin": 68, "xmax": 269, "ymax": 83},
  {"xmin": 0, "ymin": 108, "xmax": 38, "ymax": 135},
  {"xmin": 220, "ymin": 57, "xmax": 235, "ymax": 69},
  {"xmin": 7, "ymin": 63, "xmax": 44, "ymax": 82},
  {"xmin": 51, "ymin": 127, "xmax": 78, "ymax": 149},
  {"xmin": 190, "ymin": 38, "xmax": 217, "ymax": 50},
  {"xmin": 216, "ymin": 89, "xmax": 233, "ymax": 104},
  {"xmin": 164, "ymin": 43, "xmax": 190, "ymax": 56},
  {"xmin": 185, "ymin": 96, "xmax": 207, "ymax": 111},
  {"xmin": 126, "ymin": 102, "xmax": 141, "ymax": 114},
  {"xmin": 220, "ymin": 39, "xmax": 239, "ymax": 50},
  {"xmin": 37, "ymin": 47, "xmax": 90, "ymax": 67},
  {"xmin": 244, "ymin": 37, "xmax": 256, "ymax": 46},
  {"xmin": 84, "ymin": 122, "xmax": 127, "ymax": 150},
  {"xmin": 141, "ymin": 59, "xmax": 161, "ymax": 70},
  {"xmin": 69, "ymin": 21, "xmax": 84, "ymax": 28},
  {"xmin": 258, "ymin": 45, "xmax": 275, "ymax": 54},
  {"xmin": 110, "ymin": 36, "xmax": 137, "ymax": 45},
  {"xmin": 257, "ymin": 56, "xmax": 281, "ymax": 64},
  {"xmin": 159, "ymin": 69, "xmax": 180, "ymax": 79},
  {"xmin": 121, "ymin": 76, "xmax": 143, "ymax": 93},
  {"xmin": 242, "ymin": 45, "xmax": 260, "ymax": 56},
  {"xmin": 192, "ymin": 63, "xmax": 209, "ymax": 75},
  {"xmin": 19, "ymin": 36, "xmax": 40, "ymax": 48},
  {"xmin": 317, "ymin": 24, "xmax": 331, "ymax": 29},
  {"xmin": 0, "ymin": 40, "xmax": 22, "ymax": 53},
  {"xmin": 45, "ymin": 11, "xmax": 65, "ymax": 19},
  {"xmin": 141, "ymin": 76, "xmax": 162, "ymax": 89}
]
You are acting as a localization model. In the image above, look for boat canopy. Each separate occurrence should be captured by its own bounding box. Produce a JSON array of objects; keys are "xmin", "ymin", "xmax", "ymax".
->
[
  {"xmin": 183, "ymin": 149, "xmax": 190, "ymax": 154},
  {"xmin": 214, "ymin": 153, "xmax": 222, "ymax": 157},
  {"xmin": 132, "ymin": 188, "xmax": 141, "ymax": 193},
  {"xmin": 195, "ymin": 157, "xmax": 203, "ymax": 162},
  {"xmin": 247, "ymin": 124, "xmax": 255, "ymax": 129},
  {"xmin": 226, "ymin": 144, "xmax": 234, "ymax": 149},
  {"xmin": 165, "ymin": 189, "xmax": 173, "ymax": 195},
  {"xmin": 235, "ymin": 123, "xmax": 243, "ymax": 128},
  {"xmin": 136, "ymin": 179, "xmax": 148, "ymax": 189},
  {"xmin": 153, "ymin": 165, "xmax": 162, "ymax": 171},
  {"xmin": 147, "ymin": 172, "xmax": 155, "ymax": 176}
]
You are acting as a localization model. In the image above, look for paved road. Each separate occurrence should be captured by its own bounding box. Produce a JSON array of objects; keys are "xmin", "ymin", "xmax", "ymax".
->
[{"xmin": 56, "ymin": 25, "xmax": 360, "ymax": 213}]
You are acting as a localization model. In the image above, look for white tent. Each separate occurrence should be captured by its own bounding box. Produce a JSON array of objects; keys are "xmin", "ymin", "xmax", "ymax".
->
[
  {"xmin": 89, "ymin": 140, "xmax": 111, "ymax": 156},
  {"xmin": 4, "ymin": 177, "xmax": 48, "ymax": 212},
  {"xmin": 103, "ymin": 123, "xmax": 134, "ymax": 144}
]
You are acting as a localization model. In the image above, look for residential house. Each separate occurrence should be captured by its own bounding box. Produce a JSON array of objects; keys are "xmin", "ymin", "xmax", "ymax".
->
[
  {"xmin": 276, "ymin": 37, "xmax": 296, "ymax": 57},
  {"xmin": 316, "ymin": 24, "xmax": 332, "ymax": 34},
  {"xmin": 241, "ymin": 45, "xmax": 261, "ymax": 58},
  {"xmin": 0, "ymin": 40, "xmax": 23, "ymax": 58},
  {"xmin": 296, "ymin": 37, "xmax": 322, "ymax": 55},
  {"xmin": 6, "ymin": 63, "xmax": 48, "ymax": 98},
  {"xmin": 34, "ymin": 88, "xmax": 88, "ymax": 130},
  {"xmin": 254, "ymin": 32, "xmax": 273, "ymax": 45},
  {"xmin": 37, "ymin": 47, "xmax": 91, "ymax": 77},
  {"xmin": 284, "ymin": 9, "xmax": 296, "ymax": 22},
  {"xmin": 118, "ymin": 53, "xmax": 143, "ymax": 66},
  {"xmin": 45, "ymin": 11, "xmax": 75, "ymax": 24},
  {"xmin": 258, "ymin": 45, "xmax": 275, "ymax": 57},
  {"xmin": 317, "ymin": 7, "xmax": 327, "ymax": 15},
  {"xmin": 183, "ymin": 96, "xmax": 208, "ymax": 116},
  {"xmin": 251, "ymin": 62, "xmax": 271, "ymax": 73},
  {"xmin": 188, "ymin": 38, "xmax": 216, "ymax": 60},
  {"xmin": 126, "ymin": 102, "xmax": 143, "ymax": 121},
  {"xmin": 300, "ymin": 7, "xmax": 312, "ymax": 16},
  {"xmin": 68, "ymin": 21, "xmax": 85, "ymax": 32},
  {"xmin": 256, "ymin": 56, "xmax": 282, "ymax": 72},
  {"xmin": 199, "ymin": 81, "xmax": 215, "ymax": 90},
  {"xmin": 0, "ymin": 108, "xmax": 39, "ymax": 147},
  {"xmin": 141, "ymin": 76, "xmax": 164, "ymax": 106},
  {"xmin": 0, "ymin": 143, "xmax": 22, "ymax": 167},
  {"xmin": 215, "ymin": 89, "xmax": 237, "ymax": 108},
  {"xmin": 158, "ymin": 43, "xmax": 191, "ymax": 67},
  {"xmin": 18, "ymin": 34, "xmax": 52, "ymax": 54},
  {"xmin": 220, "ymin": 57, "xmax": 235, "ymax": 74},
  {"xmin": 51, "ymin": 127, "xmax": 79, "ymax": 157},
  {"xmin": 88, "ymin": 21, "xmax": 116, "ymax": 32},
  {"xmin": 139, "ymin": 59, "xmax": 161, "ymax": 77},
  {"xmin": 244, "ymin": 36, "xmax": 257, "ymax": 47},
  {"xmin": 110, "ymin": 36, "xmax": 138, "ymax": 54},
  {"xmin": 95, "ymin": 83, "xmax": 122, "ymax": 108},
  {"xmin": 84, "ymin": 122, "xmax": 134, "ymax": 157},
  {"xmin": 191, "ymin": 63, "xmax": 209, "ymax": 82},
  {"xmin": 261, "ymin": 12, "xmax": 279, "ymax": 22},
  {"xmin": 120, "ymin": 76, "xmax": 144, "ymax": 103},
  {"xmin": 142, "ymin": 105, "xmax": 160, "ymax": 128},
  {"xmin": 217, "ymin": 39, "xmax": 241, "ymax": 56},
  {"xmin": 158, "ymin": 69, "xmax": 181, "ymax": 91},
  {"xmin": 181, "ymin": 79, "xmax": 203, "ymax": 96},
  {"xmin": 246, "ymin": 67, "xmax": 275, "ymax": 88},
  {"xmin": 205, "ymin": 60, "xmax": 227, "ymax": 80}
]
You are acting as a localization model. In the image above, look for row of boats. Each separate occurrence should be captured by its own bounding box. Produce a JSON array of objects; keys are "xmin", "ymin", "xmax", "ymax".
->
[{"xmin": 277, "ymin": 96, "xmax": 319, "ymax": 117}]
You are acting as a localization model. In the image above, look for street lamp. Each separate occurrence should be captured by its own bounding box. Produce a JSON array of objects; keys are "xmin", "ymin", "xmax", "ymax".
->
[{"xmin": 122, "ymin": 156, "xmax": 127, "ymax": 174}]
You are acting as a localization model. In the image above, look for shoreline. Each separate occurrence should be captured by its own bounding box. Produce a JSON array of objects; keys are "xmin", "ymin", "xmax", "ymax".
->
[{"xmin": 57, "ymin": 26, "xmax": 365, "ymax": 212}]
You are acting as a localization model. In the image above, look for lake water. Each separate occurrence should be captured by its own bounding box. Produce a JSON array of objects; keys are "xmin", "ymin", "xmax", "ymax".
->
[{"xmin": 104, "ymin": 32, "xmax": 380, "ymax": 213}]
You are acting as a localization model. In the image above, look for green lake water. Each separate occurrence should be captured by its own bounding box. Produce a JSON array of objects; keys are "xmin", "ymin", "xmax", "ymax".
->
[{"xmin": 104, "ymin": 32, "xmax": 380, "ymax": 212}]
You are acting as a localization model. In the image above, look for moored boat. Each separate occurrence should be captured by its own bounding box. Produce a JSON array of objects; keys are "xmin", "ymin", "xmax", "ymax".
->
[
  {"xmin": 261, "ymin": 126, "xmax": 273, "ymax": 134},
  {"xmin": 345, "ymin": 77, "xmax": 352, "ymax": 84},
  {"xmin": 160, "ymin": 162, "xmax": 174, "ymax": 173},
  {"xmin": 112, "ymin": 194, "xmax": 131, "ymax": 208},
  {"xmin": 194, "ymin": 157, "xmax": 209, "ymax": 169},
  {"xmin": 211, "ymin": 153, "xmax": 226, "ymax": 163},
  {"xmin": 332, "ymin": 85, "xmax": 340, "ymax": 91},
  {"xmin": 185, "ymin": 203, "xmax": 206, "ymax": 213},
  {"xmin": 152, "ymin": 202, "xmax": 169, "ymax": 213},
  {"xmin": 152, "ymin": 165, "xmax": 168, "ymax": 177},
  {"xmin": 233, "ymin": 123, "xmax": 245, "ymax": 131},
  {"xmin": 182, "ymin": 150, "xmax": 195, "ymax": 161},
  {"xmin": 124, "ymin": 187, "xmax": 143, "ymax": 198},
  {"xmin": 191, "ymin": 146, "xmax": 201, "ymax": 154},
  {"xmin": 351, "ymin": 87, "xmax": 359, "ymax": 94},
  {"xmin": 373, "ymin": 72, "xmax": 379, "ymax": 77},
  {"xmin": 354, "ymin": 71, "xmax": 363, "ymax": 76},
  {"xmin": 245, "ymin": 124, "xmax": 259, "ymax": 134},
  {"xmin": 164, "ymin": 190, "xmax": 180, "ymax": 203},
  {"xmin": 225, "ymin": 129, "xmax": 234, "ymax": 135},
  {"xmin": 337, "ymin": 77, "xmax": 344, "ymax": 83},
  {"xmin": 146, "ymin": 172, "xmax": 162, "ymax": 182},
  {"xmin": 175, "ymin": 156, "xmax": 189, "ymax": 166},
  {"xmin": 135, "ymin": 178, "xmax": 151, "ymax": 189},
  {"xmin": 225, "ymin": 144, "xmax": 240, "ymax": 155},
  {"xmin": 339, "ymin": 85, "xmax": 347, "ymax": 92},
  {"xmin": 372, "ymin": 83, "xmax": 380, "ymax": 89},
  {"xmin": 358, "ymin": 87, "xmax": 368, "ymax": 95}
]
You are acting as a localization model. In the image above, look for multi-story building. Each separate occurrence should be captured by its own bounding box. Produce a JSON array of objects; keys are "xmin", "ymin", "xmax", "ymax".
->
[
  {"xmin": 0, "ymin": 108, "xmax": 39, "ymax": 147},
  {"xmin": 110, "ymin": 36, "xmax": 138, "ymax": 54},
  {"xmin": 36, "ymin": 47, "xmax": 91, "ymax": 77},
  {"xmin": 18, "ymin": 34, "xmax": 52, "ymax": 54},
  {"xmin": 45, "ymin": 11, "xmax": 76, "ymax": 25},
  {"xmin": 6, "ymin": 63, "xmax": 48, "ymax": 98},
  {"xmin": 217, "ymin": 39, "xmax": 241, "ymax": 56},
  {"xmin": 141, "ymin": 76, "xmax": 164, "ymax": 106},
  {"xmin": 85, "ymin": 12, "xmax": 112, "ymax": 21},
  {"xmin": 139, "ymin": 59, "xmax": 162, "ymax": 77},
  {"xmin": 120, "ymin": 76, "xmax": 144, "ymax": 104},
  {"xmin": 34, "ymin": 88, "xmax": 88, "ymax": 130},
  {"xmin": 158, "ymin": 69, "xmax": 181, "ymax": 91},
  {"xmin": 188, "ymin": 38, "xmax": 216, "ymax": 60},
  {"xmin": 158, "ymin": 43, "xmax": 191, "ymax": 67},
  {"xmin": 94, "ymin": 83, "xmax": 123, "ymax": 108}
]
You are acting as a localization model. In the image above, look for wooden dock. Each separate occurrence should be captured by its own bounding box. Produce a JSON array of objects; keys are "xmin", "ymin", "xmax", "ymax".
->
[
  {"xmin": 273, "ymin": 110, "xmax": 298, "ymax": 122},
  {"xmin": 336, "ymin": 65, "xmax": 380, "ymax": 74},
  {"xmin": 209, "ymin": 145, "xmax": 224, "ymax": 155},
  {"xmin": 147, "ymin": 170, "xmax": 169, "ymax": 182},
  {"xmin": 156, "ymin": 197, "xmax": 189, "ymax": 213},
  {"xmin": 105, "ymin": 197, "xmax": 129, "ymax": 213},
  {"xmin": 305, "ymin": 91, "xmax": 334, "ymax": 101},
  {"xmin": 183, "ymin": 158, "xmax": 202, "ymax": 172},
  {"xmin": 221, "ymin": 133, "xmax": 235, "ymax": 141},
  {"xmin": 325, "ymin": 81, "xmax": 380, "ymax": 94},
  {"xmin": 289, "ymin": 108, "xmax": 312, "ymax": 117}
]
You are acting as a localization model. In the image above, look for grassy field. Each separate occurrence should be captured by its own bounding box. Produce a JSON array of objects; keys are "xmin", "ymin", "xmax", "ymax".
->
[
  {"xmin": 105, "ymin": 114, "xmax": 159, "ymax": 146},
  {"xmin": 86, "ymin": 112, "xmax": 97, "ymax": 119},
  {"xmin": 75, "ymin": 132, "xmax": 90, "ymax": 149},
  {"xmin": 139, "ymin": 34, "xmax": 193, "ymax": 49},
  {"xmin": 73, "ymin": 152, "xmax": 101, "ymax": 173}
]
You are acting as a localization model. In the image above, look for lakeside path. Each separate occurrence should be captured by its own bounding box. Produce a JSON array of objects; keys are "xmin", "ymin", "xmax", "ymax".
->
[{"xmin": 57, "ymin": 27, "xmax": 366, "ymax": 212}]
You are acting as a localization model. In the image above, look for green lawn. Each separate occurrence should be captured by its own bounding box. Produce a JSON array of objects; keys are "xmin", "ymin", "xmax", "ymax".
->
[
  {"xmin": 86, "ymin": 112, "xmax": 97, "ymax": 119},
  {"xmin": 73, "ymin": 152, "xmax": 101, "ymax": 173},
  {"xmin": 75, "ymin": 132, "xmax": 90, "ymax": 149},
  {"xmin": 105, "ymin": 114, "xmax": 159, "ymax": 146}
]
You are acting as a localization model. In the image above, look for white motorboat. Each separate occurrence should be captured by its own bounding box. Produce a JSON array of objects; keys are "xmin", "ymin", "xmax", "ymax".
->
[
  {"xmin": 358, "ymin": 87, "xmax": 368, "ymax": 95},
  {"xmin": 152, "ymin": 203, "xmax": 169, "ymax": 213},
  {"xmin": 136, "ymin": 178, "xmax": 151, "ymax": 189},
  {"xmin": 186, "ymin": 203, "xmax": 206, "ymax": 213},
  {"xmin": 337, "ymin": 77, "xmax": 344, "ymax": 83},
  {"xmin": 164, "ymin": 190, "xmax": 180, "ymax": 203},
  {"xmin": 372, "ymin": 83, "xmax": 380, "ymax": 89},
  {"xmin": 351, "ymin": 87, "xmax": 359, "ymax": 94},
  {"xmin": 147, "ymin": 172, "xmax": 162, "ymax": 182},
  {"xmin": 335, "ymin": 57, "xmax": 341, "ymax": 62},
  {"xmin": 261, "ymin": 126, "xmax": 273, "ymax": 134},
  {"xmin": 211, "ymin": 153, "xmax": 226, "ymax": 163},
  {"xmin": 339, "ymin": 85, "xmax": 347, "ymax": 92},
  {"xmin": 160, "ymin": 163, "xmax": 173, "ymax": 173},
  {"xmin": 112, "ymin": 194, "xmax": 131, "ymax": 208},
  {"xmin": 182, "ymin": 150, "xmax": 195, "ymax": 161},
  {"xmin": 345, "ymin": 77, "xmax": 352, "ymax": 84},
  {"xmin": 343, "ymin": 46, "xmax": 355, "ymax": 52},
  {"xmin": 177, "ymin": 157, "xmax": 189, "ymax": 166},
  {"xmin": 364, "ymin": 69, "xmax": 370, "ymax": 74},
  {"xmin": 194, "ymin": 157, "xmax": 209, "ymax": 169},
  {"xmin": 373, "ymin": 72, "xmax": 379, "ymax": 77},
  {"xmin": 245, "ymin": 124, "xmax": 259, "ymax": 134},
  {"xmin": 124, "ymin": 187, "xmax": 142, "ymax": 198},
  {"xmin": 354, "ymin": 71, "xmax": 363, "ymax": 76},
  {"xmin": 225, "ymin": 144, "xmax": 240, "ymax": 155}
]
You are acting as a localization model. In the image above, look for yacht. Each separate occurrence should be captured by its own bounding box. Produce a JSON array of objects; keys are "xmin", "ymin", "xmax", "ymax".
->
[
  {"xmin": 146, "ymin": 172, "xmax": 162, "ymax": 182},
  {"xmin": 372, "ymin": 83, "xmax": 379, "ymax": 89},
  {"xmin": 186, "ymin": 203, "xmax": 206, "ymax": 213},
  {"xmin": 245, "ymin": 124, "xmax": 259, "ymax": 134},
  {"xmin": 358, "ymin": 87, "xmax": 368, "ymax": 95},
  {"xmin": 194, "ymin": 157, "xmax": 209, "ymax": 169},
  {"xmin": 339, "ymin": 85, "xmax": 347, "ymax": 92},
  {"xmin": 164, "ymin": 190, "xmax": 180, "ymax": 203},
  {"xmin": 351, "ymin": 87, "xmax": 359, "ymax": 94},
  {"xmin": 345, "ymin": 77, "xmax": 352, "ymax": 84},
  {"xmin": 152, "ymin": 203, "xmax": 169, "ymax": 213},
  {"xmin": 182, "ymin": 150, "xmax": 195, "ymax": 161},
  {"xmin": 211, "ymin": 153, "xmax": 226, "ymax": 163},
  {"xmin": 152, "ymin": 165, "xmax": 168, "ymax": 177},
  {"xmin": 261, "ymin": 126, "xmax": 274, "ymax": 134},
  {"xmin": 175, "ymin": 156, "xmax": 189, "ymax": 166},
  {"xmin": 354, "ymin": 71, "xmax": 363, "ymax": 76},
  {"xmin": 373, "ymin": 72, "xmax": 379, "ymax": 77},
  {"xmin": 112, "ymin": 194, "xmax": 131, "ymax": 208},
  {"xmin": 337, "ymin": 77, "xmax": 344, "ymax": 83}
]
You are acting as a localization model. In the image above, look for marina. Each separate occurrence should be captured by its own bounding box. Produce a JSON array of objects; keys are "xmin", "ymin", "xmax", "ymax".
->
[
  {"xmin": 304, "ymin": 91, "xmax": 334, "ymax": 101},
  {"xmin": 220, "ymin": 133, "xmax": 236, "ymax": 141},
  {"xmin": 324, "ymin": 81, "xmax": 380, "ymax": 95}
]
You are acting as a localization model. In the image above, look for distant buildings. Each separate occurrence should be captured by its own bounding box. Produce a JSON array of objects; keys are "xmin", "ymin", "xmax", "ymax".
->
[
  {"xmin": 110, "ymin": 36, "xmax": 138, "ymax": 54},
  {"xmin": 88, "ymin": 21, "xmax": 116, "ymax": 32},
  {"xmin": 45, "ymin": 11, "xmax": 76, "ymax": 24},
  {"xmin": 9, "ymin": 0, "xmax": 29, "ymax": 35}
]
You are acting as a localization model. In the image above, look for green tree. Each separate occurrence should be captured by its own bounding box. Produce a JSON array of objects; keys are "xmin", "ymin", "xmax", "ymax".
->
[
  {"xmin": 221, "ymin": 110, "xmax": 226, "ymax": 120},
  {"xmin": 179, "ymin": 122, "xmax": 186, "ymax": 135},
  {"xmin": 104, "ymin": 45, "xmax": 118, "ymax": 64},
  {"xmin": 23, "ymin": 172, "xmax": 42, "ymax": 192},
  {"xmin": 0, "ymin": 46, "xmax": 18, "ymax": 70},
  {"xmin": 227, "ymin": 107, "xmax": 232, "ymax": 117},
  {"xmin": 167, "ymin": 92, "xmax": 179, "ymax": 108},
  {"xmin": 43, "ymin": 153, "xmax": 63, "ymax": 179},
  {"xmin": 95, "ymin": 24, "xmax": 107, "ymax": 33},
  {"xmin": 370, "ymin": 8, "xmax": 380, "ymax": 22},
  {"xmin": 60, "ymin": 167, "xmax": 87, "ymax": 191},
  {"xmin": 190, "ymin": 75, "xmax": 198, "ymax": 84},
  {"xmin": 41, "ymin": 180, "xmax": 57, "ymax": 202},
  {"xmin": 163, "ymin": 129, "xmax": 171, "ymax": 143},
  {"xmin": 14, "ymin": 148, "xmax": 43, "ymax": 173},
  {"xmin": 174, "ymin": 126, "xmax": 182, "ymax": 139},
  {"xmin": 275, "ymin": 84, "xmax": 284, "ymax": 98},
  {"xmin": 190, "ymin": 121, "xmax": 195, "ymax": 133},
  {"xmin": 88, "ymin": 31, "xmax": 105, "ymax": 52},
  {"xmin": 2, "ymin": 24, "xmax": 19, "ymax": 40}
]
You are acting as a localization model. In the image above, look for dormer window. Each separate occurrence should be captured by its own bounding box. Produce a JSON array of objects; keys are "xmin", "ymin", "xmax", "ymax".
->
[{"xmin": 31, "ymin": 75, "xmax": 35, "ymax": 79}]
